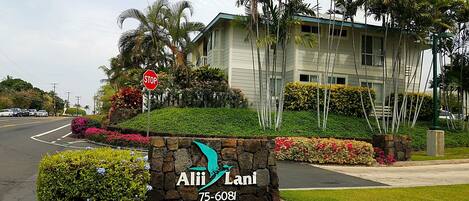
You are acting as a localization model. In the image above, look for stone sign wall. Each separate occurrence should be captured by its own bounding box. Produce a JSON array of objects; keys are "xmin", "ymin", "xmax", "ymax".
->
[
  {"xmin": 148, "ymin": 136, "xmax": 279, "ymax": 201},
  {"xmin": 373, "ymin": 135, "xmax": 412, "ymax": 161}
]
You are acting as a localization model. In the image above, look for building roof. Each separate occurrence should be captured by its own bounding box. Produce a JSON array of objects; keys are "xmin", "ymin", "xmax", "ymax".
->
[{"xmin": 193, "ymin": 12, "xmax": 385, "ymax": 43}]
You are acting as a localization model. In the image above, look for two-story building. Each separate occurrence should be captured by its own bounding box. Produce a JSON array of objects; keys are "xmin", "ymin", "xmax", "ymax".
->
[{"xmin": 190, "ymin": 13, "xmax": 428, "ymax": 105}]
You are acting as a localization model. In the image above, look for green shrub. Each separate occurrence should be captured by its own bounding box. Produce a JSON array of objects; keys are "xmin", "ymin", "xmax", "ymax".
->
[
  {"xmin": 84, "ymin": 115, "xmax": 105, "ymax": 128},
  {"xmin": 284, "ymin": 82, "xmax": 375, "ymax": 117},
  {"xmin": 275, "ymin": 137, "xmax": 375, "ymax": 165},
  {"xmin": 152, "ymin": 67, "xmax": 248, "ymax": 108},
  {"xmin": 84, "ymin": 114, "xmax": 106, "ymax": 123},
  {"xmin": 65, "ymin": 108, "xmax": 86, "ymax": 116},
  {"xmin": 37, "ymin": 148, "xmax": 150, "ymax": 201},
  {"xmin": 388, "ymin": 93, "xmax": 433, "ymax": 121}
]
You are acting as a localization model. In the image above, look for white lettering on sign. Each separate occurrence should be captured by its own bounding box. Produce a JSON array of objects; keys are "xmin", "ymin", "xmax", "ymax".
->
[
  {"xmin": 144, "ymin": 76, "xmax": 158, "ymax": 84},
  {"xmin": 176, "ymin": 171, "xmax": 257, "ymax": 186}
]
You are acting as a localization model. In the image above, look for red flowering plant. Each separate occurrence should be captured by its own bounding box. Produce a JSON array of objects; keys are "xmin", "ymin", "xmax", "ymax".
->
[
  {"xmin": 373, "ymin": 147, "xmax": 396, "ymax": 165},
  {"xmin": 71, "ymin": 117, "xmax": 88, "ymax": 136},
  {"xmin": 109, "ymin": 87, "xmax": 142, "ymax": 114},
  {"xmin": 84, "ymin": 127, "xmax": 150, "ymax": 148},
  {"xmin": 275, "ymin": 137, "xmax": 375, "ymax": 165}
]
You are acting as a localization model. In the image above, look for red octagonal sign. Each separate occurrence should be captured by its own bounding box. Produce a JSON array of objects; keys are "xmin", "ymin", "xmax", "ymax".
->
[{"xmin": 143, "ymin": 70, "xmax": 159, "ymax": 90}]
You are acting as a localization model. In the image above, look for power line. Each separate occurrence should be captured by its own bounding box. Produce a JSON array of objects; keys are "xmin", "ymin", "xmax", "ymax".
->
[
  {"xmin": 52, "ymin": 83, "xmax": 58, "ymax": 116},
  {"xmin": 75, "ymin": 96, "xmax": 81, "ymax": 116},
  {"xmin": 0, "ymin": 48, "xmax": 43, "ymax": 84},
  {"xmin": 66, "ymin": 91, "xmax": 71, "ymax": 109}
]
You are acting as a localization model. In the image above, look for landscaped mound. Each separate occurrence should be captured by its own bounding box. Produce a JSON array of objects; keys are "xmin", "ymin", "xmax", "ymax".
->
[
  {"xmin": 36, "ymin": 148, "xmax": 150, "ymax": 200},
  {"xmin": 117, "ymin": 107, "xmax": 469, "ymax": 150},
  {"xmin": 84, "ymin": 127, "xmax": 150, "ymax": 148},
  {"xmin": 275, "ymin": 137, "xmax": 375, "ymax": 165}
]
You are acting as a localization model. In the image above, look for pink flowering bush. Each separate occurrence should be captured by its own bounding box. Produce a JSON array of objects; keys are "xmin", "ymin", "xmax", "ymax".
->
[
  {"xmin": 84, "ymin": 127, "xmax": 150, "ymax": 148},
  {"xmin": 275, "ymin": 137, "xmax": 375, "ymax": 165},
  {"xmin": 374, "ymin": 147, "xmax": 396, "ymax": 165},
  {"xmin": 71, "ymin": 117, "xmax": 88, "ymax": 136}
]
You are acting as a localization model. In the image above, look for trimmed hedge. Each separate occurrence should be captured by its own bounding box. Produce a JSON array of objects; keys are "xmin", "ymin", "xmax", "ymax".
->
[
  {"xmin": 275, "ymin": 137, "xmax": 375, "ymax": 165},
  {"xmin": 36, "ymin": 148, "xmax": 150, "ymax": 200},
  {"xmin": 388, "ymin": 93, "xmax": 433, "ymax": 121},
  {"xmin": 284, "ymin": 82, "xmax": 375, "ymax": 117}
]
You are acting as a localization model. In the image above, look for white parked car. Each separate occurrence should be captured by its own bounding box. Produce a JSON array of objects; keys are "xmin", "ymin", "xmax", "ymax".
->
[
  {"xmin": 439, "ymin": 110, "xmax": 456, "ymax": 120},
  {"xmin": 0, "ymin": 109, "xmax": 14, "ymax": 117},
  {"xmin": 36, "ymin": 110, "xmax": 49, "ymax": 117},
  {"xmin": 28, "ymin": 109, "xmax": 37, "ymax": 116}
]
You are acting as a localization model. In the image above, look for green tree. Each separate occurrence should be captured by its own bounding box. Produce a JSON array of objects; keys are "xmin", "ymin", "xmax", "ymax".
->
[
  {"xmin": 117, "ymin": 0, "xmax": 204, "ymax": 87},
  {"xmin": 236, "ymin": 0, "xmax": 316, "ymax": 130},
  {"xmin": 0, "ymin": 76, "xmax": 34, "ymax": 92}
]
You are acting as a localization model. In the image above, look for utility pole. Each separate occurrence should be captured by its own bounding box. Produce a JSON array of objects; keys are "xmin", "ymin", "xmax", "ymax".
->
[
  {"xmin": 52, "ymin": 83, "xmax": 58, "ymax": 116},
  {"xmin": 75, "ymin": 96, "xmax": 81, "ymax": 116},
  {"xmin": 93, "ymin": 94, "xmax": 97, "ymax": 115},
  {"xmin": 66, "ymin": 91, "xmax": 70, "ymax": 109}
]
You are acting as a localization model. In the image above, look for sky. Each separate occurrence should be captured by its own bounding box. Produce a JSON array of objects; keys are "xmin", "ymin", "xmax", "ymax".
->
[{"xmin": 0, "ymin": 0, "xmax": 432, "ymax": 111}]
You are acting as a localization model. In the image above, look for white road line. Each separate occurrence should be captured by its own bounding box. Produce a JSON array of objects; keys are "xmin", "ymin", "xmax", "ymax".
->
[
  {"xmin": 61, "ymin": 132, "xmax": 72, "ymax": 139},
  {"xmin": 67, "ymin": 141, "xmax": 87, "ymax": 144},
  {"xmin": 30, "ymin": 124, "xmax": 89, "ymax": 149},
  {"xmin": 31, "ymin": 124, "xmax": 70, "ymax": 138}
]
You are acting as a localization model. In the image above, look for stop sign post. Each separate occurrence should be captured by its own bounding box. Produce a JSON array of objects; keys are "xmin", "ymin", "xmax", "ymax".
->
[{"xmin": 143, "ymin": 70, "xmax": 159, "ymax": 137}]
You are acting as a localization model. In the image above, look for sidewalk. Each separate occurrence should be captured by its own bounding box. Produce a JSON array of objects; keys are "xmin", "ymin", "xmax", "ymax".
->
[{"xmin": 313, "ymin": 162, "xmax": 469, "ymax": 187}]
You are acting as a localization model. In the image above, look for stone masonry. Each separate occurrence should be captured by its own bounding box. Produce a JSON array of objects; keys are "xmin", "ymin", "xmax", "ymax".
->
[
  {"xmin": 148, "ymin": 136, "xmax": 280, "ymax": 201},
  {"xmin": 373, "ymin": 135, "xmax": 412, "ymax": 161}
]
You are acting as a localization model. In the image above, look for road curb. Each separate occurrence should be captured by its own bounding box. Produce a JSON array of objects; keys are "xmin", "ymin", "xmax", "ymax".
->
[{"xmin": 393, "ymin": 159, "xmax": 469, "ymax": 167}]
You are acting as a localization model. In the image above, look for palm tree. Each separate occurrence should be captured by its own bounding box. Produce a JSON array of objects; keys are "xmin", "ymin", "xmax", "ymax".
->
[
  {"xmin": 117, "ymin": 0, "xmax": 204, "ymax": 87},
  {"xmin": 99, "ymin": 56, "xmax": 143, "ymax": 90},
  {"xmin": 118, "ymin": 0, "xmax": 168, "ymax": 70}
]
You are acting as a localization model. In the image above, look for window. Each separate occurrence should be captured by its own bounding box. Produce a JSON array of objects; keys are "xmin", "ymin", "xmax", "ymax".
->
[
  {"xmin": 270, "ymin": 78, "xmax": 283, "ymax": 96},
  {"xmin": 299, "ymin": 74, "xmax": 319, "ymax": 83},
  {"xmin": 206, "ymin": 30, "xmax": 218, "ymax": 51},
  {"xmin": 329, "ymin": 28, "xmax": 347, "ymax": 37},
  {"xmin": 206, "ymin": 36, "xmax": 212, "ymax": 51},
  {"xmin": 328, "ymin": 76, "xmax": 346, "ymax": 85},
  {"xmin": 362, "ymin": 35, "xmax": 384, "ymax": 66},
  {"xmin": 361, "ymin": 82, "xmax": 384, "ymax": 103},
  {"xmin": 301, "ymin": 25, "xmax": 319, "ymax": 34},
  {"xmin": 212, "ymin": 30, "xmax": 218, "ymax": 49}
]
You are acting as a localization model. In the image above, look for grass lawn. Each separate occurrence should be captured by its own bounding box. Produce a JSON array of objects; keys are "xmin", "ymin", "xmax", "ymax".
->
[
  {"xmin": 412, "ymin": 147, "xmax": 469, "ymax": 161},
  {"xmin": 118, "ymin": 108, "xmax": 469, "ymax": 150},
  {"xmin": 280, "ymin": 184, "xmax": 469, "ymax": 201}
]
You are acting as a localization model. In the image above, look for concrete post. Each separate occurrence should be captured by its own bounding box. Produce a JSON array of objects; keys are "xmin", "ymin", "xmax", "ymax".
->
[{"xmin": 427, "ymin": 130, "xmax": 445, "ymax": 156}]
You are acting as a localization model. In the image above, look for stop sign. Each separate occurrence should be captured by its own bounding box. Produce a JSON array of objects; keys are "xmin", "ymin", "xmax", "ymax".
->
[{"xmin": 143, "ymin": 70, "xmax": 159, "ymax": 90}]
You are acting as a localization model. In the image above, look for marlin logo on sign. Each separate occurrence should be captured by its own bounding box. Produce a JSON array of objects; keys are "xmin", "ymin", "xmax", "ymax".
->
[
  {"xmin": 190, "ymin": 141, "xmax": 232, "ymax": 191},
  {"xmin": 176, "ymin": 141, "xmax": 257, "ymax": 191}
]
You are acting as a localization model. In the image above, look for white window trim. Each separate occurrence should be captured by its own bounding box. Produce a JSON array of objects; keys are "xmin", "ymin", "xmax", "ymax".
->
[
  {"xmin": 300, "ymin": 24, "xmax": 320, "ymax": 35},
  {"xmin": 328, "ymin": 27, "xmax": 350, "ymax": 40},
  {"xmin": 360, "ymin": 33, "xmax": 385, "ymax": 67},
  {"xmin": 359, "ymin": 79, "xmax": 384, "ymax": 85},
  {"xmin": 298, "ymin": 71, "xmax": 322, "ymax": 83},
  {"xmin": 327, "ymin": 74, "xmax": 348, "ymax": 85}
]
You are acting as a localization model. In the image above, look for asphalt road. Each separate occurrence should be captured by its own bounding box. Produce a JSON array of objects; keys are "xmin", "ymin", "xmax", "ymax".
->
[
  {"xmin": 278, "ymin": 161, "xmax": 386, "ymax": 189},
  {"xmin": 0, "ymin": 117, "xmax": 96, "ymax": 201},
  {"xmin": 0, "ymin": 117, "xmax": 385, "ymax": 200}
]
